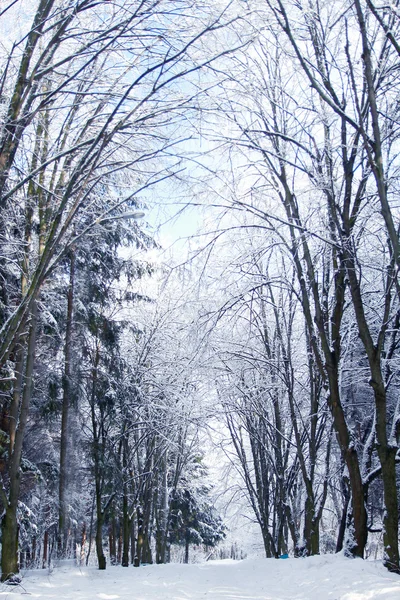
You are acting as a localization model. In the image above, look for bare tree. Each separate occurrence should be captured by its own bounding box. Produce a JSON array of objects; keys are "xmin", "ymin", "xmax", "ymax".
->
[{"xmin": 253, "ymin": 0, "xmax": 400, "ymax": 571}]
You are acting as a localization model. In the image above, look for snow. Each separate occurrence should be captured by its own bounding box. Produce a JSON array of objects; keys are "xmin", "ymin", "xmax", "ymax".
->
[{"xmin": 2, "ymin": 554, "xmax": 400, "ymax": 600}]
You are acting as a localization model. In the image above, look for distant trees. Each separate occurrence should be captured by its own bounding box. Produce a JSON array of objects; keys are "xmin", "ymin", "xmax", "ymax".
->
[
  {"xmin": 208, "ymin": 248, "xmax": 331, "ymax": 558},
  {"xmin": 169, "ymin": 464, "xmax": 226, "ymax": 563}
]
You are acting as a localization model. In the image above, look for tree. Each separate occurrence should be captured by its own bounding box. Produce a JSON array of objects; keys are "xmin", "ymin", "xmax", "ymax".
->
[
  {"xmin": 0, "ymin": 0, "xmax": 241, "ymax": 579},
  {"xmin": 198, "ymin": 0, "xmax": 400, "ymax": 570},
  {"xmin": 169, "ymin": 457, "xmax": 226, "ymax": 563},
  {"xmin": 259, "ymin": 0, "xmax": 400, "ymax": 570}
]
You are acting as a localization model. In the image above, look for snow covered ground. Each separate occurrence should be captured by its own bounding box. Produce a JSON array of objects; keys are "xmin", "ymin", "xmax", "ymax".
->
[{"xmin": 2, "ymin": 554, "xmax": 400, "ymax": 600}]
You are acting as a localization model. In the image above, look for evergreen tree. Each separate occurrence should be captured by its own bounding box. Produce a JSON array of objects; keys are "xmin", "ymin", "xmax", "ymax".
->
[{"xmin": 169, "ymin": 458, "xmax": 226, "ymax": 563}]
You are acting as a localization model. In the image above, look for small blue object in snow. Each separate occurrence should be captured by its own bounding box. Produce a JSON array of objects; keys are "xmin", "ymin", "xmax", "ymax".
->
[{"xmin": 279, "ymin": 553, "xmax": 289, "ymax": 559}]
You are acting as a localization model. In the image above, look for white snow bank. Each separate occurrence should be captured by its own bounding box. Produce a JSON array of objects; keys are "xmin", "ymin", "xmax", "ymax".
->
[{"xmin": 2, "ymin": 553, "xmax": 400, "ymax": 599}]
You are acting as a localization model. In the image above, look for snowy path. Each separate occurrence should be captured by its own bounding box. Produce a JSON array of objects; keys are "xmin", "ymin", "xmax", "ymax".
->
[{"xmin": 2, "ymin": 555, "xmax": 400, "ymax": 600}]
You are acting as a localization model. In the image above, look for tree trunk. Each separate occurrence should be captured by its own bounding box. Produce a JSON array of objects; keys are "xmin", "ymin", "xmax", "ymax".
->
[
  {"xmin": 42, "ymin": 530, "xmax": 48, "ymax": 569},
  {"xmin": 184, "ymin": 529, "xmax": 190, "ymax": 564},
  {"xmin": 155, "ymin": 453, "xmax": 169, "ymax": 564},
  {"xmin": 374, "ymin": 386, "xmax": 399, "ymax": 572},
  {"xmin": 336, "ymin": 484, "xmax": 350, "ymax": 553},
  {"xmin": 32, "ymin": 536, "xmax": 37, "ymax": 566},
  {"xmin": 122, "ymin": 439, "xmax": 130, "ymax": 567},
  {"xmin": 142, "ymin": 529, "xmax": 152, "ymax": 564},
  {"xmin": 1, "ymin": 507, "xmax": 19, "ymax": 579},
  {"xmin": 122, "ymin": 499, "xmax": 130, "ymax": 567},
  {"xmin": 303, "ymin": 496, "xmax": 319, "ymax": 556},
  {"xmin": 58, "ymin": 250, "xmax": 75, "ymax": 559},
  {"xmin": 95, "ymin": 472, "xmax": 106, "ymax": 570},
  {"xmin": 344, "ymin": 247, "xmax": 399, "ymax": 571},
  {"xmin": 1, "ymin": 302, "xmax": 38, "ymax": 581},
  {"xmin": 94, "ymin": 454, "xmax": 106, "ymax": 570},
  {"xmin": 80, "ymin": 522, "xmax": 86, "ymax": 565},
  {"xmin": 109, "ymin": 517, "xmax": 117, "ymax": 565},
  {"xmin": 95, "ymin": 514, "xmax": 106, "ymax": 570},
  {"xmin": 130, "ymin": 519, "xmax": 136, "ymax": 564},
  {"xmin": 90, "ymin": 350, "xmax": 107, "ymax": 570},
  {"xmin": 86, "ymin": 493, "xmax": 95, "ymax": 566},
  {"xmin": 117, "ymin": 522, "xmax": 122, "ymax": 565},
  {"xmin": 134, "ymin": 507, "xmax": 144, "ymax": 567},
  {"xmin": 379, "ymin": 446, "xmax": 399, "ymax": 572},
  {"xmin": 285, "ymin": 505, "xmax": 300, "ymax": 557}
]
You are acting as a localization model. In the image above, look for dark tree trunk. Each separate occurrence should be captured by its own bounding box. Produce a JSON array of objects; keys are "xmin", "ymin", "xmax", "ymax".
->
[
  {"xmin": 1, "ymin": 302, "xmax": 38, "ymax": 581},
  {"xmin": 184, "ymin": 529, "xmax": 190, "ymax": 564},
  {"xmin": 90, "ymin": 350, "xmax": 108, "ymax": 571},
  {"xmin": 375, "ymin": 410, "xmax": 399, "ymax": 572},
  {"xmin": 95, "ymin": 505, "xmax": 106, "ymax": 571},
  {"xmin": 109, "ymin": 517, "xmax": 117, "ymax": 565},
  {"xmin": 134, "ymin": 507, "xmax": 144, "ymax": 567},
  {"xmin": 122, "ymin": 498, "xmax": 130, "ymax": 567},
  {"xmin": 58, "ymin": 250, "xmax": 75, "ymax": 559},
  {"xmin": 117, "ymin": 522, "xmax": 122, "ymax": 565},
  {"xmin": 1, "ymin": 507, "xmax": 19, "ymax": 580},
  {"xmin": 130, "ymin": 520, "xmax": 135, "ymax": 565},
  {"xmin": 336, "ymin": 484, "xmax": 350, "ymax": 553},
  {"xmin": 86, "ymin": 493, "xmax": 95, "ymax": 566},
  {"xmin": 32, "ymin": 536, "xmax": 37, "ymax": 565},
  {"xmin": 42, "ymin": 530, "xmax": 49, "ymax": 569},
  {"xmin": 122, "ymin": 440, "xmax": 130, "ymax": 567},
  {"xmin": 285, "ymin": 505, "xmax": 300, "ymax": 557},
  {"xmin": 155, "ymin": 454, "xmax": 169, "ymax": 564},
  {"xmin": 303, "ymin": 496, "xmax": 320, "ymax": 556}
]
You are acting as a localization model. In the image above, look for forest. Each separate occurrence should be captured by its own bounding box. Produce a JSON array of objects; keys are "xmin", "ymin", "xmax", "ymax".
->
[{"xmin": 1, "ymin": 0, "xmax": 400, "ymax": 585}]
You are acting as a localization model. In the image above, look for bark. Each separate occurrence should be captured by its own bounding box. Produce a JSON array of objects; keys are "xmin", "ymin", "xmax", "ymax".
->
[
  {"xmin": 1, "ymin": 507, "xmax": 19, "ymax": 579},
  {"xmin": 32, "ymin": 536, "xmax": 37, "ymax": 565},
  {"xmin": 58, "ymin": 250, "xmax": 75, "ymax": 558},
  {"xmin": 122, "ymin": 440, "xmax": 130, "ymax": 567},
  {"xmin": 134, "ymin": 506, "xmax": 144, "ymax": 567},
  {"xmin": 135, "ymin": 494, "xmax": 153, "ymax": 566},
  {"xmin": 94, "ymin": 467, "xmax": 106, "ymax": 570},
  {"xmin": 285, "ymin": 505, "xmax": 300, "ymax": 557},
  {"xmin": 122, "ymin": 505, "xmax": 130, "ymax": 566},
  {"xmin": 95, "ymin": 508, "xmax": 106, "ymax": 570},
  {"xmin": 184, "ymin": 529, "xmax": 190, "ymax": 564},
  {"xmin": 86, "ymin": 493, "xmax": 95, "ymax": 566},
  {"xmin": 328, "ymin": 374, "xmax": 367, "ymax": 557},
  {"xmin": 117, "ymin": 523, "xmax": 122, "ymax": 565},
  {"xmin": 130, "ymin": 520, "xmax": 136, "ymax": 565},
  {"xmin": 90, "ymin": 348, "xmax": 107, "ymax": 570},
  {"xmin": 109, "ymin": 516, "xmax": 117, "ymax": 565},
  {"xmin": 42, "ymin": 530, "xmax": 49, "ymax": 569},
  {"xmin": 80, "ymin": 522, "xmax": 86, "ymax": 565},
  {"xmin": 1, "ymin": 301, "xmax": 38, "ymax": 581},
  {"xmin": 155, "ymin": 453, "xmax": 169, "ymax": 564}
]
